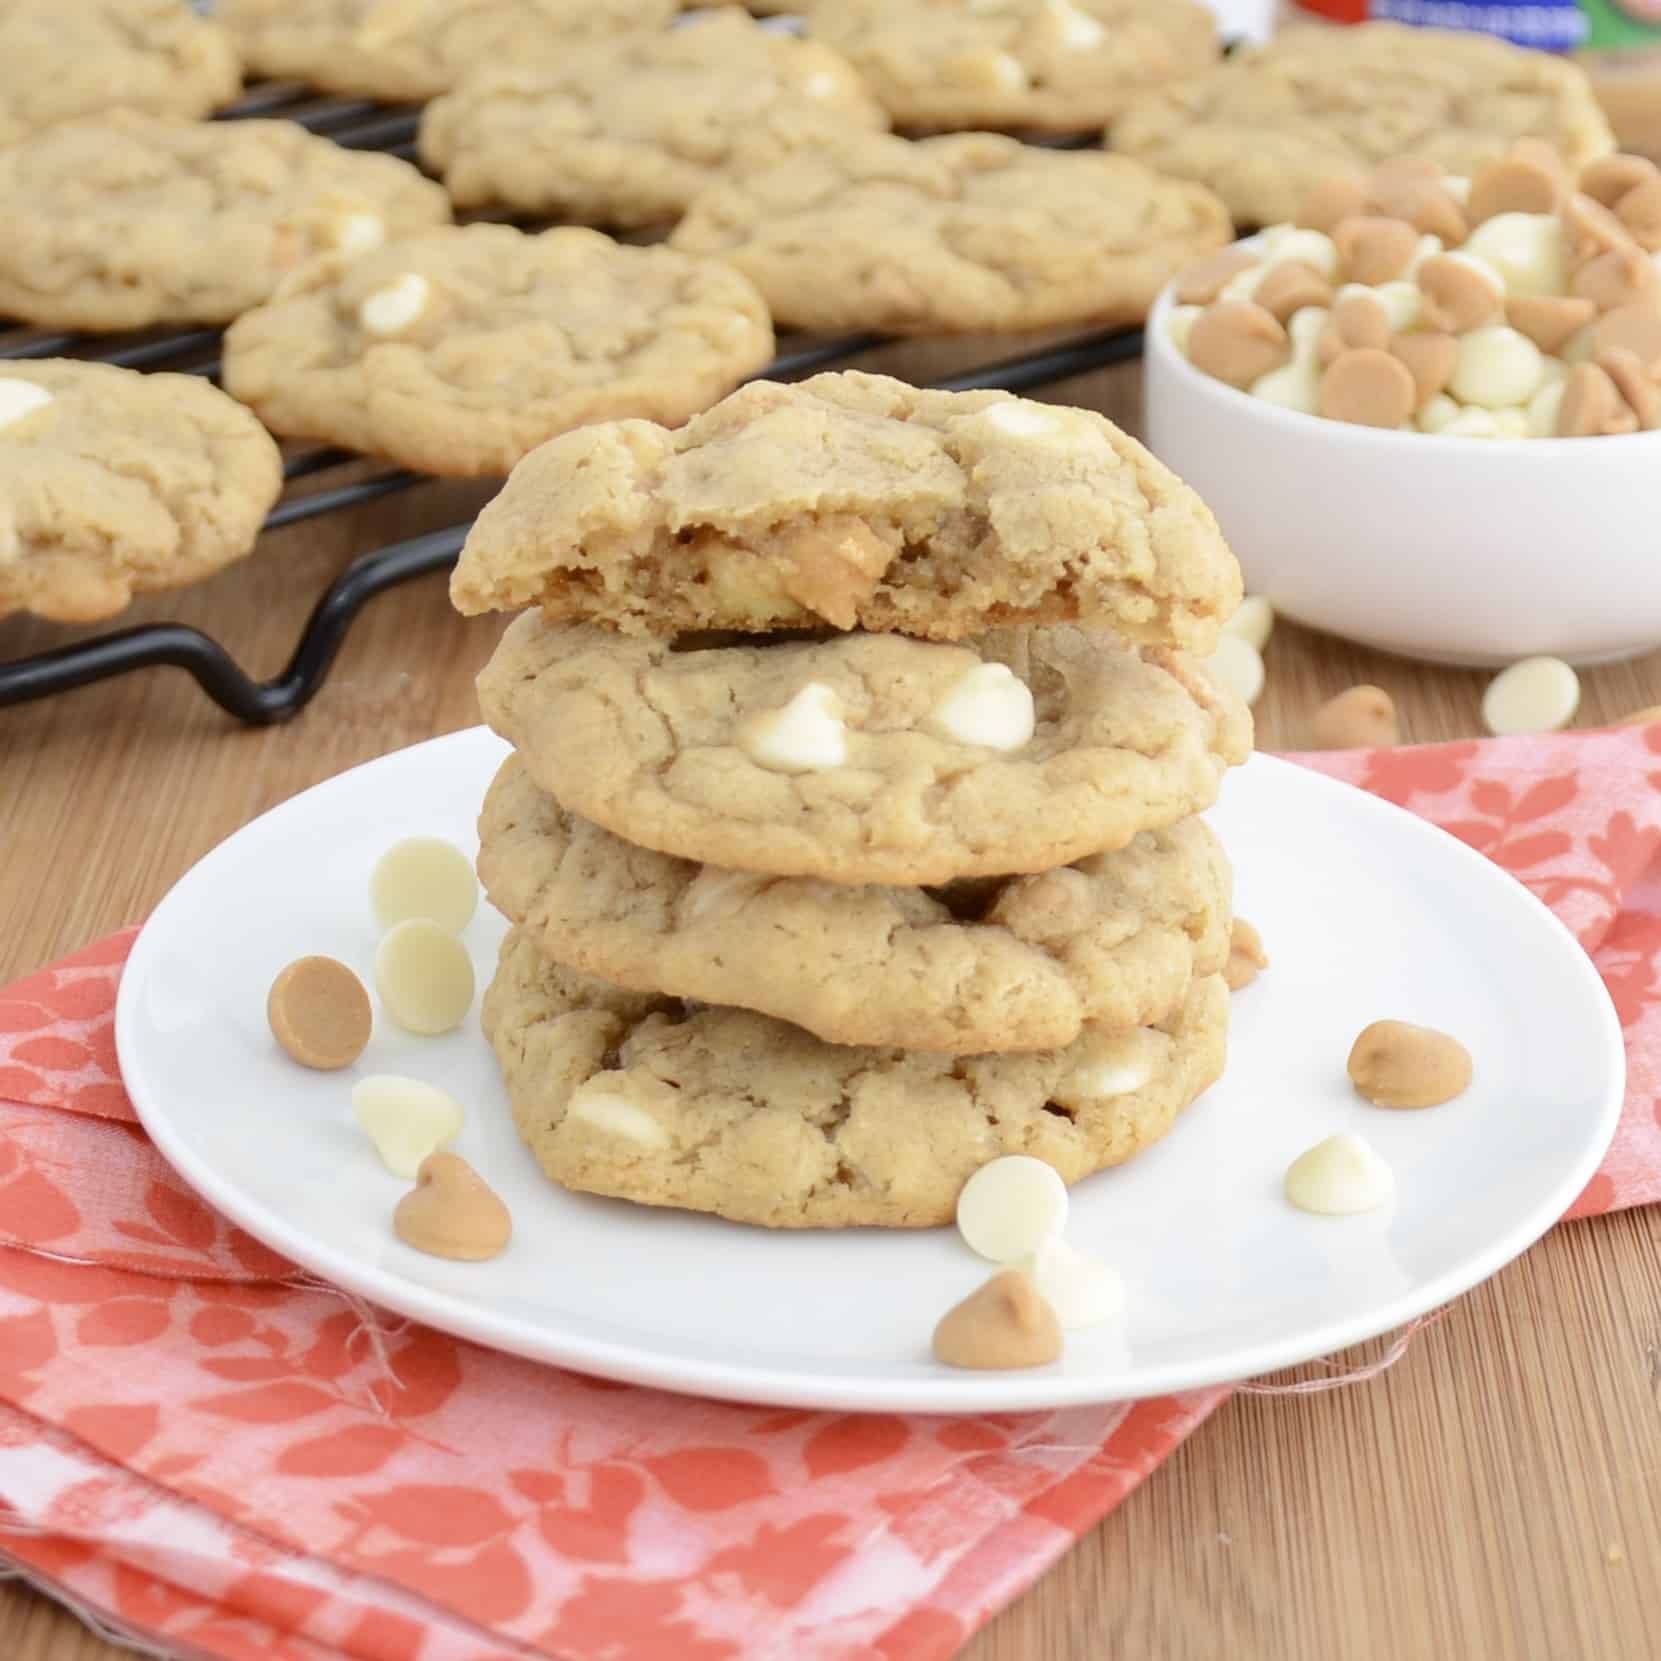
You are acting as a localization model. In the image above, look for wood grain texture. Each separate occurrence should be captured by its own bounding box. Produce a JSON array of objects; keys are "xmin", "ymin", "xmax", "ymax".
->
[{"xmin": 3, "ymin": 354, "xmax": 1659, "ymax": 1661}]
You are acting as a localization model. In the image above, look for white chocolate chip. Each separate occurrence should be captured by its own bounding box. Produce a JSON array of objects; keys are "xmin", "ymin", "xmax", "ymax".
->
[
  {"xmin": 1017, "ymin": 1238, "xmax": 1125, "ymax": 1330},
  {"xmin": 1416, "ymin": 393, "xmax": 1461, "ymax": 433},
  {"xmin": 358, "ymin": 272, "xmax": 430, "ymax": 336},
  {"xmin": 1461, "ymin": 211, "xmax": 1567, "ymax": 298},
  {"xmin": 1443, "ymin": 175, "xmax": 1472, "ymax": 204},
  {"xmin": 954, "ymin": 47, "xmax": 1028, "ymax": 91},
  {"xmin": 1371, "ymin": 280, "xmax": 1423, "ymax": 333},
  {"xmin": 567, "ymin": 1082, "xmax": 668, "ymax": 1149},
  {"xmin": 977, "ymin": 400, "xmax": 1105, "ymax": 451},
  {"xmin": 1526, "ymin": 379, "xmax": 1567, "ymax": 436},
  {"xmin": 1286, "ymin": 305, "xmax": 1329, "ymax": 364},
  {"xmin": 1054, "ymin": 1027, "xmax": 1158, "ymax": 1107},
  {"xmin": 680, "ymin": 867, "xmax": 772, "ymax": 923},
  {"xmin": 1249, "ymin": 360, "xmax": 1320, "ymax": 412},
  {"xmin": 1449, "ymin": 325, "xmax": 1543, "ymax": 410},
  {"xmin": 980, "ymin": 400, "xmax": 1058, "ymax": 437},
  {"xmin": 1167, "ymin": 304, "xmax": 1202, "ymax": 352},
  {"xmin": 370, "ymin": 837, "xmax": 478, "ymax": 936},
  {"xmin": 1045, "ymin": 0, "xmax": 1106, "ymax": 49},
  {"xmin": 1482, "ymin": 655, "xmax": 1580, "ymax": 736},
  {"xmin": 1219, "ymin": 262, "xmax": 1269, "ymax": 302},
  {"xmin": 1439, "ymin": 407, "xmax": 1501, "ymax": 438},
  {"xmin": 1203, "ymin": 633, "xmax": 1265, "ymax": 706},
  {"xmin": 1491, "ymin": 407, "xmax": 1529, "ymax": 438},
  {"xmin": 0, "ymin": 378, "xmax": 52, "ymax": 430},
  {"xmin": 1284, "ymin": 1133, "xmax": 1394, "ymax": 1216},
  {"xmin": 1406, "ymin": 232, "xmax": 1445, "ymax": 275},
  {"xmin": 956, "ymin": 1155, "xmax": 1069, "ymax": 1264},
  {"xmin": 926, "ymin": 663, "xmax": 1035, "ymax": 751},
  {"xmin": 334, "ymin": 212, "xmax": 385, "ymax": 256},
  {"xmin": 374, "ymin": 919, "xmax": 475, "ymax": 1036},
  {"xmin": 739, "ymin": 683, "xmax": 848, "ymax": 773},
  {"xmin": 1260, "ymin": 227, "xmax": 1340, "ymax": 280},
  {"xmin": 802, "ymin": 71, "xmax": 839, "ymax": 97},
  {"xmin": 1225, "ymin": 593, "xmax": 1275, "ymax": 651},
  {"xmin": 352, "ymin": 1075, "xmax": 464, "ymax": 1179}
]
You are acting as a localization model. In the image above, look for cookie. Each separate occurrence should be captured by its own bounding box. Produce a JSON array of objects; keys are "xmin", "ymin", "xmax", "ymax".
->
[
  {"xmin": 418, "ymin": 8, "xmax": 887, "ymax": 229},
  {"xmin": 221, "ymin": 225, "xmax": 774, "ymax": 479},
  {"xmin": 479, "ymin": 752, "xmax": 1231, "ymax": 1052},
  {"xmin": 0, "ymin": 0, "xmax": 241, "ymax": 148},
  {"xmin": 0, "ymin": 361, "xmax": 283, "ymax": 624},
  {"xmin": 0, "ymin": 114, "xmax": 452, "ymax": 332},
  {"xmin": 670, "ymin": 124, "xmax": 1230, "ymax": 335},
  {"xmin": 808, "ymin": 0, "xmax": 1217, "ymax": 135},
  {"xmin": 476, "ymin": 617, "xmax": 1252, "ymax": 886},
  {"xmin": 1112, "ymin": 22, "xmax": 1614, "ymax": 230},
  {"xmin": 482, "ymin": 924, "xmax": 1229, "ymax": 1228},
  {"xmin": 451, "ymin": 372, "xmax": 1243, "ymax": 651},
  {"xmin": 216, "ymin": 0, "xmax": 674, "ymax": 103}
]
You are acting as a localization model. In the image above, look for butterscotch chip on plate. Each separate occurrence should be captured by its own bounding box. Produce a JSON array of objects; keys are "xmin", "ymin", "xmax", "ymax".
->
[
  {"xmin": 0, "ymin": 361, "xmax": 282, "ymax": 623},
  {"xmin": 0, "ymin": 0, "xmax": 241, "ymax": 148},
  {"xmin": 807, "ymin": 0, "xmax": 1217, "ymax": 136},
  {"xmin": 475, "ymin": 618, "xmax": 1251, "ymax": 886},
  {"xmin": 217, "ymin": 0, "xmax": 674, "ymax": 103},
  {"xmin": 1112, "ymin": 23, "xmax": 1612, "ymax": 229},
  {"xmin": 223, "ymin": 225, "xmax": 774, "ymax": 477},
  {"xmin": 477, "ymin": 753, "xmax": 1232, "ymax": 1052},
  {"xmin": 451, "ymin": 372, "xmax": 1244, "ymax": 651},
  {"xmin": 481, "ymin": 925, "xmax": 1229, "ymax": 1229},
  {"xmin": 669, "ymin": 126, "xmax": 1230, "ymax": 336},
  {"xmin": 0, "ymin": 113, "xmax": 450, "ymax": 331},
  {"xmin": 419, "ymin": 10, "xmax": 887, "ymax": 229}
]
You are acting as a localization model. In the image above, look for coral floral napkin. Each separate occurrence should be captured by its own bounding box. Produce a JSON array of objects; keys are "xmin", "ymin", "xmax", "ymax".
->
[{"xmin": 2, "ymin": 729, "xmax": 1660, "ymax": 1661}]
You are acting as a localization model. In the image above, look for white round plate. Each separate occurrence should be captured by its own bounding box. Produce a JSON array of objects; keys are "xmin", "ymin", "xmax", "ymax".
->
[{"xmin": 117, "ymin": 730, "xmax": 1623, "ymax": 1413}]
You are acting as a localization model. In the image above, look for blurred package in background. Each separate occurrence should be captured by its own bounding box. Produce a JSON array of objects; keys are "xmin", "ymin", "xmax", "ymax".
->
[{"xmin": 1293, "ymin": 1, "xmax": 1661, "ymax": 157}]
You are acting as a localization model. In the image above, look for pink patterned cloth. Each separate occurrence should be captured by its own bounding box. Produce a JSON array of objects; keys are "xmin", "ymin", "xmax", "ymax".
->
[{"xmin": 1, "ymin": 731, "xmax": 1658, "ymax": 1661}]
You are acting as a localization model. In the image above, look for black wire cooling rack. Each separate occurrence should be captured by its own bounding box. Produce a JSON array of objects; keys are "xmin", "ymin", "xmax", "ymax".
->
[{"xmin": 0, "ymin": 84, "xmax": 1148, "ymax": 725}]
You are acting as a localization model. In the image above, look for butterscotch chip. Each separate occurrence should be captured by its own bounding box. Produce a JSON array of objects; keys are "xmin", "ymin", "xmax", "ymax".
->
[
  {"xmin": 1592, "ymin": 305, "xmax": 1661, "ymax": 376},
  {"xmin": 1310, "ymin": 684, "xmax": 1400, "ymax": 748},
  {"xmin": 1334, "ymin": 215, "xmax": 1420, "ymax": 284},
  {"xmin": 1252, "ymin": 259, "xmax": 1333, "ymax": 323},
  {"xmin": 1562, "ymin": 191, "xmax": 1635, "ymax": 259},
  {"xmin": 1224, "ymin": 917, "xmax": 1267, "ymax": 991},
  {"xmin": 1597, "ymin": 347, "xmax": 1661, "ymax": 430},
  {"xmin": 268, "ymin": 956, "xmax": 372, "ymax": 1071},
  {"xmin": 1347, "ymin": 1020, "xmax": 1472, "ymax": 1109},
  {"xmin": 1417, "ymin": 252, "xmax": 1502, "ymax": 333},
  {"xmin": 1580, "ymin": 153, "xmax": 1660, "ymax": 208},
  {"xmin": 1189, "ymin": 300, "xmax": 1290, "ymax": 389},
  {"xmin": 1365, "ymin": 175, "xmax": 1466, "ymax": 243},
  {"xmin": 1331, "ymin": 288, "xmax": 1392, "ymax": 353},
  {"xmin": 1390, "ymin": 332, "xmax": 1458, "ymax": 410},
  {"xmin": 1615, "ymin": 177, "xmax": 1661, "ymax": 253},
  {"xmin": 1297, "ymin": 174, "xmax": 1369, "ymax": 234},
  {"xmin": 1571, "ymin": 243, "xmax": 1656, "ymax": 312},
  {"xmin": 1319, "ymin": 347, "xmax": 1416, "ymax": 429},
  {"xmin": 393, "ymin": 1153, "xmax": 512, "ymax": 1263},
  {"xmin": 1468, "ymin": 154, "xmax": 1562, "ymax": 224},
  {"xmin": 1507, "ymin": 137, "xmax": 1573, "ymax": 181},
  {"xmin": 1506, "ymin": 292, "xmax": 1597, "ymax": 353},
  {"xmin": 933, "ymin": 1272, "xmax": 1062, "ymax": 1371},
  {"xmin": 1371, "ymin": 155, "xmax": 1444, "ymax": 188},
  {"xmin": 1175, "ymin": 245, "xmax": 1261, "ymax": 305},
  {"xmin": 1556, "ymin": 362, "xmax": 1638, "ymax": 436}
]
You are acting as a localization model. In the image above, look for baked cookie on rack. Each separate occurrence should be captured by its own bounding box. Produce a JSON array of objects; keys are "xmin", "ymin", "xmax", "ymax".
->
[
  {"xmin": 1112, "ymin": 21, "xmax": 1615, "ymax": 229},
  {"xmin": 0, "ymin": 0, "xmax": 241, "ymax": 148},
  {"xmin": 419, "ymin": 8, "xmax": 886, "ymax": 228},
  {"xmin": 0, "ymin": 114, "xmax": 451, "ymax": 331},
  {"xmin": 483, "ymin": 925, "xmax": 1229, "ymax": 1228},
  {"xmin": 222, "ymin": 224, "xmax": 774, "ymax": 478},
  {"xmin": 479, "ymin": 751, "xmax": 1232, "ymax": 1051},
  {"xmin": 808, "ymin": 0, "xmax": 1217, "ymax": 135},
  {"xmin": 217, "ymin": 0, "xmax": 676, "ymax": 103},
  {"xmin": 475, "ymin": 618, "xmax": 1251, "ymax": 885},
  {"xmin": 450, "ymin": 372, "xmax": 1242, "ymax": 651},
  {"xmin": 671, "ymin": 124, "xmax": 1230, "ymax": 335},
  {"xmin": 0, "ymin": 361, "xmax": 282, "ymax": 624}
]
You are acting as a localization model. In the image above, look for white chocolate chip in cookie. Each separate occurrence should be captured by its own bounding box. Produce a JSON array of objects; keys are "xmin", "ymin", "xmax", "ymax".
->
[
  {"xmin": 803, "ymin": 71, "xmax": 840, "ymax": 99},
  {"xmin": 739, "ymin": 682, "xmax": 848, "ymax": 772},
  {"xmin": 352, "ymin": 1074, "xmax": 465, "ymax": 1179},
  {"xmin": 1018, "ymin": 1238, "xmax": 1125, "ymax": 1330},
  {"xmin": 334, "ymin": 212, "xmax": 386, "ymax": 256},
  {"xmin": 680, "ymin": 867, "xmax": 772, "ymax": 924},
  {"xmin": 1449, "ymin": 325, "xmax": 1543, "ymax": 409},
  {"xmin": 952, "ymin": 47, "xmax": 1028, "ymax": 91},
  {"xmin": 358, "ymin": 272, "xmax": 431, "ymax": 336},
  {"xmin": 1284, "ymin": 1133, "xmax": 1394, "ymax": 1216},
  {"xmin": 1225, "ymin": 594, "xmax": 1275, "ymax": 652},
  {"xmin": 371, "ymin": 836, "xmax": 478, "ymax": 935},
  {"xmin": 926, "ymin": 662, "xmax": 1035, "ymax": 751},
  {"xmin": 1045, "ymin": 0, "xmax": 1106, "ymax": 49},
  {"xmin": 1054, "ymin": 1027, "xmax": 1159, "ymax": 1106},
  {"xmin": 1461, "ymin": 212, "xmax": 1566, "ymax": 298},
  {"xmin": 568, "ymin": 1081, "xmax": 669, "ymax": 1149},
  {"xmin": 977, "ymin": 399, "xmax": 1106, "ymax": 450},
  {"xmin": 956, "ymin": 1154, "xmax": 1068, "ymax": 1264},
  {"xmin": 374, "ymin": 918, "xmax": 475, "ymax": 1035},
  {"xmin": 0, "ymin": 378, "xmax": 52, "ymax": 430},
  {"xmin": 1482, "ymin": 656, "xmax": 1580, "ymax": 735}
]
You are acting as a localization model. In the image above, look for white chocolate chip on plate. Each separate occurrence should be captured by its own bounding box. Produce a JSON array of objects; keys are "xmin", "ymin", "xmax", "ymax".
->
[
  {"xmin": 1225, "ymin": 594, "xmax": 1275, "ymax": 651},
  {"xmin": 1203, "ymin": 633, "xmax": 1265, "ymax": 706},
  {"xmin": 1284, "ymin": 1134, "xmax": 1395, "ymax": 1216},
  {"xmin": 374, "ymin": 918, "xmax": 475, "ymax": 1035},
  {"xmin": 1017, "ymin": 1238, "xmax": 1125, "ymax": 1330},
  {"xmin": 956, "ymin": 1155, "xmax": 1069, "ymax": 1264},
  {"xmin": 739, "ymin": 682, "xmax": 848, "ymax": 772},
  {"xmin": 567, "ymin": 1081, "xmax": 669, "ymax": 1149},
  {"xmin": 352, "ymin": 1074, "xmax": 464, "ymax": 1178},
  {"xmin": 371, "ymin": 836, "xmax": 478, "ymax": 935},
  {"xmin": 0, "ymin": 378, "xmax": 53, "ymax": 430},
  {"xmin": 926, "ymin": 662, "xmax": 1035, "ymax": 751},
  {"xmin": 358, "ymin": 272, "xmax": 431, "ymax": 335},
  {"xmin": 1482, "ymin": 656, "xmax": 1580, "ymax": 736}
]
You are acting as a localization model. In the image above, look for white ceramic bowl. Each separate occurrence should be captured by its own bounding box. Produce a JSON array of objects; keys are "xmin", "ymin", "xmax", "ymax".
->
[{"xmin": 1143, "ymin": 282, "xmax": 1661, "ymax": 667}]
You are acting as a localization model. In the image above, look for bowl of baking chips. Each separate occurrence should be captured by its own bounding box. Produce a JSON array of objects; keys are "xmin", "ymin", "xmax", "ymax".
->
[{"xmin": 1143, "ymin": 146, "xmax": 1661, "ymax": 668}]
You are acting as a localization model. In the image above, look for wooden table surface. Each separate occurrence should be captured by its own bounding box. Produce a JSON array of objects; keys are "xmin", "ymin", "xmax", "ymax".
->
[{"xmin": 3, "ymin": 349, "xmax": 1659, "ymax": 1661}]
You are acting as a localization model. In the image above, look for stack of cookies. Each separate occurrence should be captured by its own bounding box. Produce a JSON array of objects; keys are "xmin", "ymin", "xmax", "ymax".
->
[{"xmin": 455, "ymin": 370, "xmax": 1251, "ymax": 1230}]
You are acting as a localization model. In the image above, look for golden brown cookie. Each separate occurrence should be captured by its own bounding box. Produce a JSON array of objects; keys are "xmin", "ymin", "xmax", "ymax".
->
[
  {"xmin": 482, "ymin": 925, "xmax": 1229, "ymax": 1229},
  {"xmin": 475, "ymin": 617, "xmax": 1251, "ymax": 886},
  {"xmin": 670, "ymin": 125, "xmax": 1230, "ymax": 335},
  {"xmin": 222, "ymin": 224, "xmax": 774, "ymax": 478},
  {"xmin": 809, "ymin": 0, "xmax": 1217, "ymax": 135},
  {"xmin": 451, "ymin": 372, "xmax": 1243, "ymax": 652},
  {"xmin": 419, "ymin": 8, "xmax": 887, "ymax": 229},
  {"xmin": 0, "ymin": 361, "xmax": 283, "ymax": 624},
  {"xmin": 0, "ymin": 113, "xmax": 451, "ymax": 331},
  {"xmin": 1112, "ymin": 23, "xmax": 1613, "ymax": 229},
  {"xmin": 0, "ymin": 0, "xmax": 241, "ymax": 148}
]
